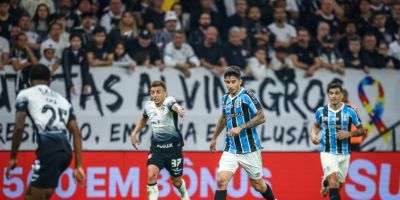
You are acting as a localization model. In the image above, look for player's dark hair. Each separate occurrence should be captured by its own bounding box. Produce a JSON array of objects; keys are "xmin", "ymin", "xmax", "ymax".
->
[
  {"xmin": 151, "ymin": 80, "xmax": 167, "ymax": 91},
  {"xmin": 327, "ymin": 82, "xmax": 342, "ymax": 93},
  {"xmin": 29, "ymin": 64, "xmax": 51, "ymax": 81},
  {"xmin": 224, "ymin": 66, "xmax": 241, "ymax": 79}
]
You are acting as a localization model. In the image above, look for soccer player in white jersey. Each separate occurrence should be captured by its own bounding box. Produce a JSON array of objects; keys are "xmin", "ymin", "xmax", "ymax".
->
[
  {"xmin": 130, "ymin": 80, "xmax": 190, "ymax": 200},
  {"xmin": 209, "ymin": 67, "xmax": 276, "ymax": 200},
  {"xmin": 5, "ymin": 64, "xmax": 85, "ymax": 200},
  {"xmin": 311, "ymin": 83, "xmax": 364, "ymax": 200}
]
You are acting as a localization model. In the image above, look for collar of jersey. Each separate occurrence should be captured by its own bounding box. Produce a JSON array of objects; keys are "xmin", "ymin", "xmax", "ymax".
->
[
  {"xmin": 229, "ymin": 87, "xmax": 244, "ymax": 100},
  {"xmin": 328, "ymin": 102, "xmax": 344, "ymax": 113}
]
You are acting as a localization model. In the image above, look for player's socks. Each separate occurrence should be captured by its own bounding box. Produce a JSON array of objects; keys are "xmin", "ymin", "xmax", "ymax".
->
[
  {"xmin": 260, "ymin": 184, "xmax": 275, "ymax": 200},
  {"xmin": 329, "ymin": 188, "xmax": 341, "ymax": 200},
  {"xmin": 174, "ymin": 179, "xmax": 190, "ymax": 200},
  {"xmin": 147, "ymin": 183, "xmax": 158, "ymax": 200},
  {"xmin": 214, "ymin": 190, "xmax": 227, "ymax": 200}
]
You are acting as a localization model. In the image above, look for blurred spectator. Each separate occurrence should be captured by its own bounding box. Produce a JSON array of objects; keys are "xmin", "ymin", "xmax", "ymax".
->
[
  {"xmin": 54, "ymin": 15, "xmax": 72, "ymax": 47},
  {"xmin": 8, "ymin": 25, "xmax": 21, "ymax": 47},
  {"xmin": 55, "ymin": 0, "xmax": 79, "ymax": 32},
  {"xmin": 40, "ymin": 22, "xmax": 70, "ymax": 60},
  {"xmin": 289, "ymin": 28, "xmax": 321, "ymax": 77},
  {"xmin": 62, "ymin": 33, "xmax": 91, "ymax": 100},
  {"xmin": 343, "ymin": 35, "xmax": 369, "ymax": 73},
  {"xmin": 73, "ymin": 13, "xmax": 96, "ymax": 47},
  {"xmin": 171, "ymin": 3, "xmax": 187, "ymax": 31},
  {"xmin": 310, "ymin": 22, "xmax": 330, "ymax": 51},
  {"xmin": 39, "ymin": 43, "xmax": 59, "ymax": 75},
  {"xmin": 369, "ymin": 11, "xmax": 396, "ymax": 43},
  {"xmin": 0, "ymin": 35, "xmax": 10, "ymax": 70},
  {"xmin": 189, "ymin": 0, "xmax": 222, "ymax": 32},
  {"xmin": 18, "ymin": 13, "xmax": 41, "ymax": 52},
  {"xmin": 195, "ymin": 26, "xmax": 227, "ymax": 75},
  {"xmin": 87, "ymin": 26, "xmax": 114, "ymax": 67},
  {"xmin": 388, "ymin": 3, "xmax": 400, "ymax": 31},
  {"xmin": 269, "ymin": 46, "xmax": 294, "ymax": 71},
  {"xmin": 370, "ymin": 0, "xmax": 390, "ymax": 12},
  {"xmin": 309, "ymin": 0, "xmax": 341, "ymax": 37},
  {"xmin": 143, "ymin": 0, "xmax": 165, "ymax": 33},
  {"xmin": 337, "ymin": 20, "xmax": 358, "ymax": 52},
  {"xmin": 377, "ymin": 41, "xmax": 400, "ymax": 69},
  {"xmin": 355, "ymin": 0, "xmax": 372, "ymax": 36},
  {"xmin": 164, "ymin": 31, "xmax": 199, "ymax": 77},
  {"xmin": 153, "ymin": 11, "xmax": 178, "ymax": 51},
  {"xmin": 361, "ymin": 32, "xmax": 385, "ymax": 69},
  {"xmin": 222, "ymin": 26, "xmax": 250, "ymax": 73},
  {"xmin": 31, "ymin": 3, "xmax": 52, "ymax": 41},
  {"xmin": 75, "ymin": 0, "xmax": 98, "ymax": 22},
  {"xmin": 19, "ymin": 0, "xmax": 55, "ymax": 18},
  {"xmin": 108, "ymin": 10, "xmax": 139, "ymax": 46},
  {"xmin": 100, "ymin": 0, "xmax": 125, "ymax": 33},
  {"xmin": 9, "ymin": 0, "xmax": 24, "ymax": 20},
  {"xmin": 225, "ymin": 0, "xmax": 248, "ymax": 37},
  {"xmin": 188, "ymin": 12, "xmax": 212, "ymax": 47},
  {"xmin": 126, "ymin": 29, "xmax": 163, "ymax": 68},
  {"xmin": 113, "ymin": 41, "xmax": 136, "ymax": 69},
  {"xmin": 248, "ymin": 47, "xmax": 268, "ymax": 79},
  {"xmin": 10, "ymin": 33, "xmax": 38, "ymax": 89},
  {"xmin": 238, "ymin": 26, "xmax": 252, "ymax": 53},
  {"xmin": 247, "ymin": 6, "xmax": 273, "ymax": 54},
  {"xmin": 268, "ymin": 6, "xmax": 297, "ymax": 48},
  {"xmin": 131, "ymin": 0, "xmax": 151, "ymax": 28},
  {"xmin": 389, "ymin": 30, "xmax": 400, "ymax": 61},
  {"xmin": 0, "ymin": 0, "xmax": 17, "ymax": 38},
  {"xmin": 318, "ymin": 35, "xmax": 345, "ymax": 75}
]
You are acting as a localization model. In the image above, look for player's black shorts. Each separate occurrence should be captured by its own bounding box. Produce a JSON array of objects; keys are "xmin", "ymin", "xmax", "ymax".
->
[
  {"xmin": 147, "ymin": 142, "xmax": 184, "ymax": 177},
  {"xmin": 30, "ymin": 151, "xmax": 72, "ymax": 188}
]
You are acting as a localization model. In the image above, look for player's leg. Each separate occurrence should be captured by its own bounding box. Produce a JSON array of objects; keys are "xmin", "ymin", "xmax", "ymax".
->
[
  {"xmin": 321, "ymin": 152, "xmax": 341, "ymax": 200},
  {"xmin": 214, "ymin": 152, "xmax": 239, "ymax": 200},
  {"xmin": 165, "ymin": 148, "xmax": 190, "ymax": 200},
  {"xmin": 239, "ymin": 151, "xmax": 275, "ymax": 200},
  {"xmin": 337, "ymin": 154, "xmax": 351, "ymax": 190},
  {"xmin": 146, "ymin": 151, "xmax": 164, "ymax": 200},
  {"xmin": 25, "ymin": 185, "xmax": 55, "ymax": 200}
]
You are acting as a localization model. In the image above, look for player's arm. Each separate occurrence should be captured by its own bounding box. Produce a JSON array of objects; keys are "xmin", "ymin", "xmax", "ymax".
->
[
  {"xmin": 209, "ymin": 114, "xmax": 226, "ymax": 152},
  {"xmin": 6, "ymin": 111, "xmax": 27, "ymax": 179},
  {"xmin": 130, "ymin": 116, "xmax": 149, "ymax": 150},
  {"xmin": 171, "ymin": 103, "xmax": 185, "ymax": 118},
  {"xmin": 67, "ymin": 119, "xmax": 86, "ymax": 185},
  {"xmin": 310, "ymin": 122, "xmax": 321, "ymax": 145},
  {"xmin": 239, "ymin": 111, "xmax": 265, "ymax": 130}
]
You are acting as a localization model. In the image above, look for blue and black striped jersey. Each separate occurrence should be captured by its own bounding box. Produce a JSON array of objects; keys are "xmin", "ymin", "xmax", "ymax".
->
[
  {"xmin": 222, "ymin": 88, "xmax": 263, "ymax": 154},
  {"xmin": 315, "ymin": 103, "xmax": 362, "ymax": 155}
]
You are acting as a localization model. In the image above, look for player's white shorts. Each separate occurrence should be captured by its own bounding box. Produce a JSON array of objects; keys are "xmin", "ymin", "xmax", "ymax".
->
[
  {"xmin": 320, "ymin": 152, "xmax": 350, "ymax": 183},
  {"xmin": 217, "ymin": 151, "xmax": 263, "ymax": 180}
]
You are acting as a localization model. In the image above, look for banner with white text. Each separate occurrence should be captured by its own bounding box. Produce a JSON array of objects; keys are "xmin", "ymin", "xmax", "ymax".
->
[
  {"xmin": 1, "ymin": 152, "xmax": 399, "ymax": 200},
  {"xmin": 0, "ymin": 67, "xmax": 399, "ymax": 151}
]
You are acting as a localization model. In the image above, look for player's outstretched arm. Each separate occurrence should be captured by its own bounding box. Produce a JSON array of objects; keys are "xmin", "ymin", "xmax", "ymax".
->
[
  {"xmin": 172, "ymin": 103, "xmax": 185, "ymax": 118},
  {"xmin": 67, "ymin": 120, "xmax": 86, "ymax": 186},
  {"xmin": 6, "ymin": 111, "xmax": 27, "ymax": 179},
  {"xmin": 131, "ymin": 116, "xmax": 148, "ymax": 150},
  {"xmin": 310, "ymin": 123, "xmax": 321, "ymax": 145},
  {"xmin": 210, "ymin": 115, "xmax": 226, "ymax": 152}
]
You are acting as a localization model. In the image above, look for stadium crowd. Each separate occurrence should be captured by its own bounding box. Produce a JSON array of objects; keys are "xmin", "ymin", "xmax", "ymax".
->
[{"xmin": 0, "ymin": 0, "xmax": 400, "ymax": 86}]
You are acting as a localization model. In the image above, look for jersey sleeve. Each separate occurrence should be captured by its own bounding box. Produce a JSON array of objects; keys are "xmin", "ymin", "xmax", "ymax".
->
[
  {"xmin": 68, "ymin": 106, "xmax": 77, "ymax": 122},
  {"xmin": 314, "ymin": 107, "xmax": 323, "ymax": 125},
  {"xmin": 165, "ymin": 96, "xmax": 177, "ymax": 111},
  {"xmin": 349, "ymin": 107, "xmax": 362, "ymax": 127},
  {"xmin": 15, "ymin": 92, "xmax": 29, "ymax": 112},
  {"xmin": 243, "ymin": 90, "xmax": 262, "ymax": 113}
]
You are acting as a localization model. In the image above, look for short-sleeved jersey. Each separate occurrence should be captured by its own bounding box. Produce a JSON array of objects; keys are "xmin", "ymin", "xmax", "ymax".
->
[
  {"xmin": 15, "ymin": 85, "xmax": 75, "ymax": 156},
  {"xmin": 143, "ymin": 96, "xmax": 183, "ymax": 145},
  {"xmin": 222, "ymin": 88, "xmax": 263, "ymax": 154},
  {"xmin": 314, "ymin": 103, "xmax": 362, "ymax": 155}
]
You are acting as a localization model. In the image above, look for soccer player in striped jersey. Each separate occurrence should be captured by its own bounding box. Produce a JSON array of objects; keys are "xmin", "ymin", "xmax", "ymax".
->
[
  {"xmin": 5, "ymin": 64, "xmax": 85, "ymax": 199},
  {"xmin": 311, "ymin": 83, "xmax": 364, "ymax": 200},
  {"xmin": 209, "ymin": 67, "xmax": 276, "ymax": 200},
  {"xmin": 130, "ymin": 80, "xmax": 190, "ymax": 200}
]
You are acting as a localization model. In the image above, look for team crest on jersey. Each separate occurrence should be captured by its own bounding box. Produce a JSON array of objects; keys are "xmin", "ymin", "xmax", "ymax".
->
[{"xmin": 235, "ymin": 101, "xmax": 242, "ymax": 108}]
